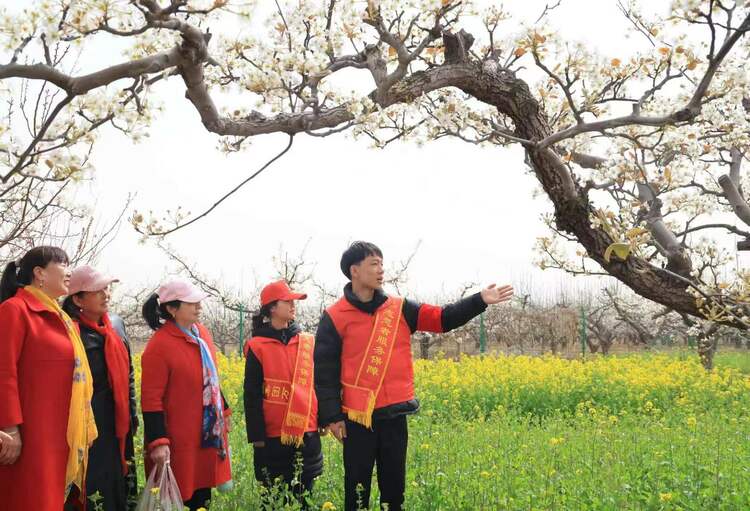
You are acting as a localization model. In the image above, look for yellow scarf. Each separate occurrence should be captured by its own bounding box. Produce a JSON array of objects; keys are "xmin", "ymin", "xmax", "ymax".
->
[{"xmin": 24, "ymin": 286, "xmax": 98, "ymax": 502}]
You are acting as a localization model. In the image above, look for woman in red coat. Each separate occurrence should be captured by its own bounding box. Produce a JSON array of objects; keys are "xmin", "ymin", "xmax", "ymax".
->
[
  {"xmin": 141, "ymin": 279, "xmax": 232, "ymax": 511},
  {"xmin": 0, "ymin": 246, "xmax": 98, "ymax": 511}
]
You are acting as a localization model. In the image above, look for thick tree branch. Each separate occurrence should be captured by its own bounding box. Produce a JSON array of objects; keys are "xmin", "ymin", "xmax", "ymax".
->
[
  {"xmin": 715, "ymin": 148, "xmax": 750, "ymax": 232},
  {"xmin": 636, "ymin": 182, "xmax": 692, "ymax": 276},
  {"xmin": 0, "ymin": 48, "xmax": 181, "ymax": 95}
]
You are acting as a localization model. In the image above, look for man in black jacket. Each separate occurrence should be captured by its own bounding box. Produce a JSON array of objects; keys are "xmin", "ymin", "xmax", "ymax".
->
[{"xmin": 314, "ymin": 241, "xmax": 513, "ymax": 511}]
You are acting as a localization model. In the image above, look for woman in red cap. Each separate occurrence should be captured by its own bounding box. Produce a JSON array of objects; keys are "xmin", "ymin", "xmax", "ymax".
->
[
  {"xmin": 62, "ymin": 266, "xmax": 137, "ymax": 511},
  {"xmin": 140, "ymin": 279, "xmax": 232, "ymax": 511},
  {"xmin": 0, "ymin": 246, "xmax": 98, "ymax": 511},
  {"xmin": 243, "ymin": 280, "xmax": 323, "ymax": 508}
]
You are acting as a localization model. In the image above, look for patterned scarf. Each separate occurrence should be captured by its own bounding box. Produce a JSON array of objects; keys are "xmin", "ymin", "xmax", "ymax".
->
[
  {"xmin": 24, "ymin": 286, "xmax": 98, "ymax": 503},
  {"xmin": 177, "ymin": 324, "xmax": 226, "ymax": 459},
  {"xmin": 76, "ymin": 313, "xmax": 131, "ymax": 475}
]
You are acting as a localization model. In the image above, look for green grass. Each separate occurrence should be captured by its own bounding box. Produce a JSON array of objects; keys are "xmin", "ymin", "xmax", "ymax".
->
[
  {"xmin": 714, "ymin": 351, "xmax": 750, "ymax": 374},
  {"xmin": 211, "ymin": 411, "xmax": 750, "ymax": 510},
  {"xmin": 129, "ymin": 352, "xmax": 750, "ymax": 510}
]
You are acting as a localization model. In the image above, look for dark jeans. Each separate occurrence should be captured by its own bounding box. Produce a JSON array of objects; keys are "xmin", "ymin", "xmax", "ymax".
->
[
  {"xmin": 184, "ymin": 487, "xmax": 212, "ymax": 511},
  {"xmin": 343, "ymin": 415, "xmax": 408, "ymax": 511}
]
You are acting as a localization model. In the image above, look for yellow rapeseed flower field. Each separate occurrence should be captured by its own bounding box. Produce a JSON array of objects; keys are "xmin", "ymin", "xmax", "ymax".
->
[
  {"xmin": 131, "ymin": 352, "xmax": 750, "ymax": 510},
  {"xmin": 135, "ymin": 352, "xmax": 750, "ymax": 419}
]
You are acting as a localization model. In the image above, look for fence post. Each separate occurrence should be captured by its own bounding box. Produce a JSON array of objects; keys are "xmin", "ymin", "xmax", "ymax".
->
[
  {"xmin": 238, "ymin": 306, "xmax": 245, "ymax": 355},
  {"xmin": 479, "ymin": 312, "xmax": 487, "ymax": 354},
  {"xmin": 579, "ymin": 306, "xmax": 587, "ymax": 357}
]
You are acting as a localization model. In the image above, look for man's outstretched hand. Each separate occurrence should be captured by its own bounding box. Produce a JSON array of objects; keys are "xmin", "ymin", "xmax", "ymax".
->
[{"xmin": 480, "ymin": 284, "xmax": 514, "ymax": 305}]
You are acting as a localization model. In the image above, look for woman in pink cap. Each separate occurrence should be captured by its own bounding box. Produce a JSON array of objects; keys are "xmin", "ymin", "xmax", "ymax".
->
[
  {"xmin": 140, "ymin": 279, "xmax": 232, "ymax": 511},
  {"xmin": 243, "ymin": 280, "xmax": 323, "ymax": 509},
  {"xmin": 62, "ymin": 265, "xmax": 137, "ymax": 511}
]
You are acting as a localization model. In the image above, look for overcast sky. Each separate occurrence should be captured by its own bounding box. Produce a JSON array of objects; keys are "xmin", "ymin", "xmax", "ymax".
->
[{"xmin": 16, "ymin": 0, "xmax": 720, "ymax": 304}]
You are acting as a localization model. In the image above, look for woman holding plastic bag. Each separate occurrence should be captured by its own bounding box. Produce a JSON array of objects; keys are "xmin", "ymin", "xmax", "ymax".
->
[
  {"xmin": 135, "ymin": 461, "xmax": 183, "ymax": 511},
  {"xmin": 140, "ymin": 279, "xmax": 232, "ymax": 511}
]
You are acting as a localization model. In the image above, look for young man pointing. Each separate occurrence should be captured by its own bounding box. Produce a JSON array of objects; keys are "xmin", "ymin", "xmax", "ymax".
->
[{"xmin": 314, "ymin": 241, "xmax": 514, "ymax": 511}]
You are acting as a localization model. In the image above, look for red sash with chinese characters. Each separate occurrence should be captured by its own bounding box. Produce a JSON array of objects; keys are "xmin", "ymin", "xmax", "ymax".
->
[
  {"xmin": 280, "ymin": 333, "xmax": 315, "ymax": 447},
  {"xmin": 342, "ymin": 297, "xmax": 404, "ymax": 428}
]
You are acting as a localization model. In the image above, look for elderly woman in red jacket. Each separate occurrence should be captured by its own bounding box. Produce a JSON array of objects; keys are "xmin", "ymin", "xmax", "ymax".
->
[
  {"xmin": 62, "ymin": 266, "xmax": 138, "ymax": 511},
  {"xmin": 141, "ymin": 279, "xmax": 232, "ymax": 511},
  {"xmin": 0, "ymin": 246, "xmax": 98, "ymax": 511}
]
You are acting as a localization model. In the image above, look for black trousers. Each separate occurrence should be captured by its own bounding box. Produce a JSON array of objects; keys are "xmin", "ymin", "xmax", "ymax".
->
[
  {"xmin": 343, "ymin": 415, "xmax": 408, "ymax": 511},
  {"xmin": 184, "ymin": 487, "xmax": 212, "ymax": 511},
  {"xmin": 254, "ymin": 433, "xmax": 323, "ymax": 510}
]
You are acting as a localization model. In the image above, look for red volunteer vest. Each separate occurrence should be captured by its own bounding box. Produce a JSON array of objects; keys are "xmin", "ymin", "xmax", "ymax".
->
[
  {"xmin": 327, "ymin": 296, "xmax": 415, "ymax": 413},
  {"xmin": 248, "ymin": 334, "xmax": 318, "ymax": 438}
]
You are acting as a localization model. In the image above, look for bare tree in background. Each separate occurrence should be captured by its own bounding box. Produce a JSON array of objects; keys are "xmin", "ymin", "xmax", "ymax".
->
[
  {"xmin": 110, "ymin": 285, "xmax": 153, "ymax": 347},
  {"xmin": 1, "ymin": 191, "xmax": 132, "ymax": 269}
]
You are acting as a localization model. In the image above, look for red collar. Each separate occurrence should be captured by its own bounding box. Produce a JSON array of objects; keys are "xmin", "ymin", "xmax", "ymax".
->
[
  {"xmin": 161, "ymin": 320, "xmax": 202, "ymax": 344},
  {"xmin": 15, "ymin": 287, "xmax": 54, "ymax": 313}
]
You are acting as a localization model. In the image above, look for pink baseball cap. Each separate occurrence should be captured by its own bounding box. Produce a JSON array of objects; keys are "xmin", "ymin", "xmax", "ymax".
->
[
  {"xmin": 157, "ymin": 278, "xmax": 210, "ymax": 303},
  {"xmin": 68, "ymin": 265, "xmax": 120, "ymax": 295}
]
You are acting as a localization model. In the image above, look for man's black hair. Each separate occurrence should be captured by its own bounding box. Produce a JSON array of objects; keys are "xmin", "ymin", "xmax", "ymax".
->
[{"xmin": 340, "ymin": 241, "xmax": 383, "ymax": 280}]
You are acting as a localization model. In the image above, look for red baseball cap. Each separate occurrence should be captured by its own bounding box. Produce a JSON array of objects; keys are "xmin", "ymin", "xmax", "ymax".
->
[{"xmin": 260, "ymin": 280, "xmax": 307, "ymax": 307}]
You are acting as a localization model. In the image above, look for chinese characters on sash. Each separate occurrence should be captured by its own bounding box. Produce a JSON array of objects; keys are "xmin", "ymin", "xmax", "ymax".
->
[
  {"xmin": 342, "ymin": 297, "xmax": 404, "ymax": 428},
  {"xmin": 281, "ymin": 333, "xmax": 315, "ymax": 446}
]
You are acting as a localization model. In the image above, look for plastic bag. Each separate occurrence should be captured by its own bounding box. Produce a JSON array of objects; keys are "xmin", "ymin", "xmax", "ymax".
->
[{"xmin": 136, "ymin": 462, "xmax": 183, "ymax": 511}]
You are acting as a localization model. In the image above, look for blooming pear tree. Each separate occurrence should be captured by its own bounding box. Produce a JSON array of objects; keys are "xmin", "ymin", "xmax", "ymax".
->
[{"xmin": 2, "ymin": 0, "xmax": 750, "ymax": 363}]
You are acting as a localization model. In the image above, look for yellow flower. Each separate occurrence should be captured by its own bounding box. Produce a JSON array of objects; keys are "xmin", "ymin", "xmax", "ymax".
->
[
  {"xmin": 421, "ymin": 443, "xmax": 430, "ymax": 450},
  {"xmin": 549, "ymin": 437, "xmax": 565, "ymax": 446},
  {"xmin": 659, "ymin": 492, "xmax": 673, "ymax": 502},
  {"xmin": 321, "ymin": 502, "xmax": 336, "ymax": 511},
  {"xmin": 150, "ymin": 487, "xmax": 160, "ymax": 495},
  {"xmin": 686, "ymin": 416, "xmax": 697, "ymax": 428}
]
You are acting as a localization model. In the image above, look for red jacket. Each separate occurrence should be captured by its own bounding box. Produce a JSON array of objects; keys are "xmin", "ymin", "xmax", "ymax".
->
[
  {"xmin": 247, "ymin": 334, "xmax": 318, "ymax": 438},
  {"xmin": 327, "ymin": 296, "xmax": 416, "ymax": 410},
  {"xmin": 141, "ymin": 322, "xmax": 231, "ymax": 499},
  {"xmin": 0, "ymin": 288, "xmax": 76, "ymax": 511}
]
